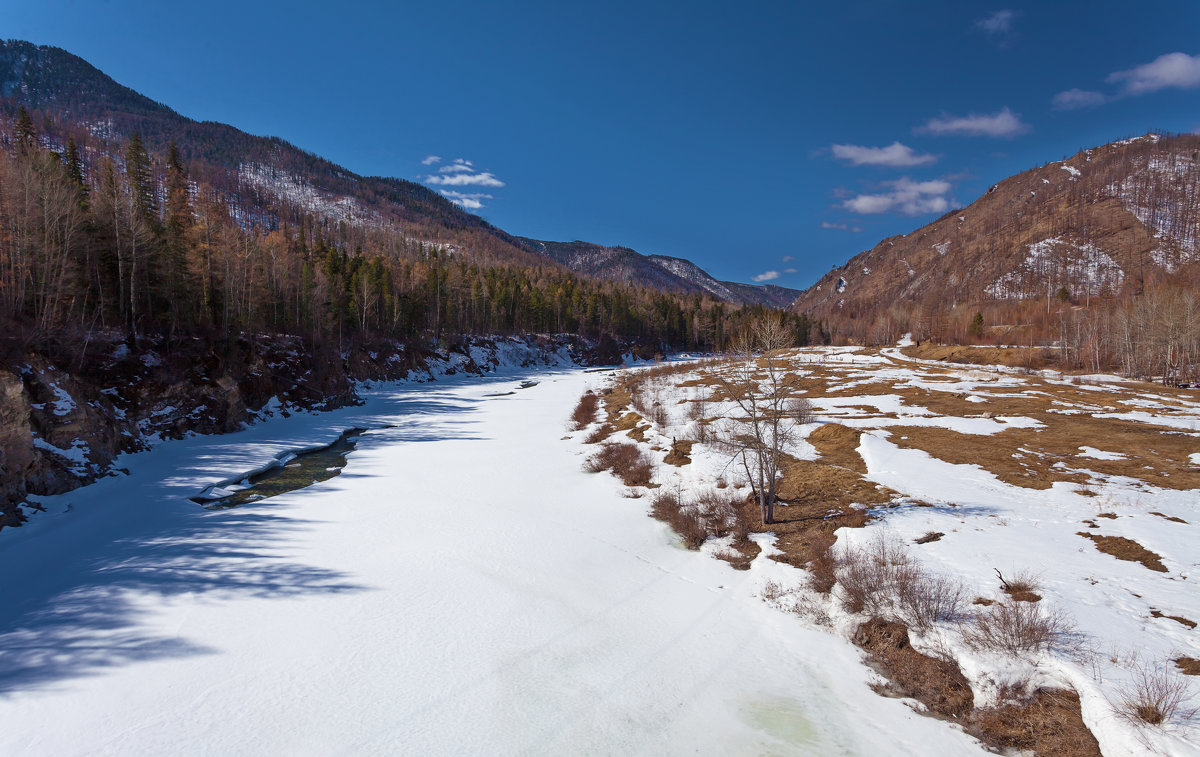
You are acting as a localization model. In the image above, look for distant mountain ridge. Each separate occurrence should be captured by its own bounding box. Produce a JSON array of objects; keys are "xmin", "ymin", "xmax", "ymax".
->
[
  {"xmin": 519, "ymin": 238, "xmax": 802, "ymax": 308},
  {"xmin": 0, "ymin": 39, "xmax": 792, "ymax": 307}
]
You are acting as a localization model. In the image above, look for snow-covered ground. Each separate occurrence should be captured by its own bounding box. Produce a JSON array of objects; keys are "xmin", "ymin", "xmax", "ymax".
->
[
  {"xmin": 0, "ymin": 366, "xmax": 988, "ymax": 756},
  {"xmin": 594, "ymin": 345, "xmax": 1200, "ymax": 755}
]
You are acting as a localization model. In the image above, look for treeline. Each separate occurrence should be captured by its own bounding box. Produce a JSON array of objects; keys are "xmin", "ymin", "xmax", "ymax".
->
[
  {"xmin": 0, "ymin": 108, "xmax": 811, "ymax": 353},
  {"xmin": 833, "ymin": 284, "xmax": 1199, "ymax": 385}
]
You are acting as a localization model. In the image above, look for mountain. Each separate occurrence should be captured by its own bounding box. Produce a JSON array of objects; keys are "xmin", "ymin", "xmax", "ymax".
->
[
  {"xmin": 793, "ymin": 133, "xmax": 1200, "ymax": 335},
  {"xmin": 0, "ymin": 39, "xmax": 789, "ymax": 305},
  {"xmin": 519, "ymin": 238, "xmax": 803, "ymax": 308}
]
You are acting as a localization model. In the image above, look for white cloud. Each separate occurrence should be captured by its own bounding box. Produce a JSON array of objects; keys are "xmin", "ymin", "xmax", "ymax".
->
[
  {"xmin": 1108, "ymin": 52, "xmax": 1200, "ymax": 95},
  {"xmin": 821, "ymin": 221, "xmax": 864, "ymax": 232},
  {"xmin": 439, "ymin": 190, "xmax": 494, "ymax": 210},
  {"xmin": 752, "ymin": 270, "xmax": 781, "ymax": 282},
  {"xmin": 831, "ymin": 141, "xmax": 937, "ymax": 167},
  {"xmin": 974, "ymin": 9, "xmax": 1017, "ymax": 35},
  {"xmin": 438, "ymin": 163, "xmax": 476, "ymax": 174},
  {"xmin": 426, "ymin": 171, "xmax": 506, "ymax": 188},
  {"xmin": 421, "ymin": 155, "xmax": 442, "ymax": 166},
  {"xmin": 917, "ymin": 107, "xmax": 1029, "ymax": 138},
  {"xmin": 1051, "ymin": 88, "xmax": 1108, "ymax": 110},
  {"xmin": 783, "ymin": 268, "xmax": 797, "ymax": 274},
  {"xmin": 781, "ymin": 255, "xmax": 793, "ymax": 262},
  {"xmin": 841, "ymin": 177, "xmax": 953, "ymax": 216}
]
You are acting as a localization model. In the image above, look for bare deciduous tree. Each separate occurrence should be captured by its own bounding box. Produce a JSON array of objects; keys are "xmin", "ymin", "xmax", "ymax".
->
[{"xmin": 715, "ymin": 313, "xmax": 811, "ymax": 525}]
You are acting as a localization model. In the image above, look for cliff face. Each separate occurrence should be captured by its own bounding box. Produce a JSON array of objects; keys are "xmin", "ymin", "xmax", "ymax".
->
[{"xmin": 0, "ymin": 333, "xmax": 585, "ymax": 529}]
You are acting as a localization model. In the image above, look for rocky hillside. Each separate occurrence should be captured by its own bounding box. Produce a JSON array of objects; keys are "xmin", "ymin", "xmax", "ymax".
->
[
  {"xmin": 794, "ymin": 133, "xmax": 1200, "ymax": 323},
  {"xmin": 521, "ymin": 238, "xmax": 803, "ymax": 307}
]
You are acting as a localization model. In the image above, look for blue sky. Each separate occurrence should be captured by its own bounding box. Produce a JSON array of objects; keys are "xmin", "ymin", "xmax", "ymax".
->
[{"xmin": 5, "ymin": 0, "xmax": 1199, "ymax": 287}]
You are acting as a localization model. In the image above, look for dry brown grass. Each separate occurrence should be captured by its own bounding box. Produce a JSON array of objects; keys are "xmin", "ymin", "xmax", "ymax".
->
[
  {"xmin": 584, "ymin": 443, "xmax": 654, "ymax": 487},
  {"xmin": 663, "ymin": 439, "xmax": 693, "ymax": 466},
  {"xmin": 970, "ymin": 689, "xmax": 1102, "ymax": 757},
  {"xmin": 853, "ymin": 618, "xmax": 975, "ymax": 719},
  {"xmin": 902, "ymin": 343, "xmax": 1057, "ymax": 370},
  {"xmin": 807, "ymin": 423, "xmax": 866, "ymax": 472},
  {"xmin": 998, "ymin": 569, "xmax": 1043, "ymax": 603},
  {"xmin": 1176, "ymin": 657, "xmax": 1200, "ymax": 676},
  {"xmin": 571, "ymin": 391, "xmax": 599, "ymax": 430},
  {"xmin": 1150, "ymin": 610, "xmax": 1196, "ymax": 628},
  {"xmin": 1077, "ymin": 532, "xmax": 1168, "ymax": 572}
]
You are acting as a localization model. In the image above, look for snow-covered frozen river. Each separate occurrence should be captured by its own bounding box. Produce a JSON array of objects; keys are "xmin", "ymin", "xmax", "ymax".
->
[{"xmin": 0, "ymin": 367, "xmax": 986, "ymax": 755}]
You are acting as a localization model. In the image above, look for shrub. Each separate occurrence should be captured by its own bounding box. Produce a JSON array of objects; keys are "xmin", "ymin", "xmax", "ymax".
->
[
  {"xmin": 1117, "ymin": 662, "xmax": 1197, "ymax": 726},
  {"xmin": 584, "ymin": 443, "xmax": 654, "ymax": 486},
  {"xmin": 649, "ymin": 490, "xmax": 708, "ymax": 549},
  {"xmin": 571, "ymin": 391, "xmax": 599, "ymax": 430},
  {"xmin": 835, "ymin": 533, "xmax": 921, "ymax": 616},
  {"xmin": 964, "ymin": 601, "xmax": 1075, "ymax": 655},
  {"xmin": 899, "ymin": 572, "xmax": 967, "ymax": 632},
  {"xmin": 583, "ymin": 423, "xmax": 613, "ymax": 444}
]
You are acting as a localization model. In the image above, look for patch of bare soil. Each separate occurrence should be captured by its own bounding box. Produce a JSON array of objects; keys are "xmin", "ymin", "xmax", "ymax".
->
[
  {"xmin": 1150, "ymin": 610, "xmax": 1197, "ymax": 629},
  {"xmin": 1176, "ymin": 657, "xmax": 1200, "ymax": 676},
  {"xmin": 762, "ymin": 455, "xmax": 892, "ymax": 569},
  {"xmin": 1151, "ymin": 511, "xmax": 1188, "ymax": 523},
  {"xmin": 663, "ymin": 439, "xmax": 693, "ymax": 466},
  {"xmin": 807, "ymin": 422, "xmax": 867, "ymax": 472},
  {"xmin": 1076, "ymin": 532, "xmax": 1168, "ymax": 572},
  {"xmin": 970, "ymin": 689, "xmax": 1102, "ymax": 757},
  {"xmin": 853, "ymin": 618, "xmax": 974, "ymax": 719},
  {"xmin": 901, "ymin": 343, "xmax": 1056, "ymax": 370}
]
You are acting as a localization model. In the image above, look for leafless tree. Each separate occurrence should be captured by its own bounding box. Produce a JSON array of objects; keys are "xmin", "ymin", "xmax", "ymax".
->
[{"xmin": 715, "ymin": 313, "xmax": 810, "ymax": 525}]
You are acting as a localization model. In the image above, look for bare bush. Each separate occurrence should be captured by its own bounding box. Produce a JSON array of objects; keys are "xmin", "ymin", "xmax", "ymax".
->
[
  {"xmin": 964, "ymin": 601, "xmax": 1076, "ymax": 655},
  {"xmin": 831, "ymin": 534, "xmax": 965, "ymax": 630},
  {"xmin": 584, "ymin": 443, "xmax": 654, "ymax": 487},
  {"xmin": 570, "ymin": 391, "xmax": 599, "ymax": 430},
  {"xmin": 835, "ymin": 533, "xmax": 921, "ymax": 617},
  {"xmin": 583, "ymin": 423, "xmax": 613, "ymax": 444},
  {"xmin": 996, "ymin": 568, "xmax": 1043, "ymax": 602},
  {"xmin": 1117, "ymin": 662, "xmax": 1198, "ymax": 726},
  {"xmin": 649, "ymin": 490, "xmax": 708, "ymax": 549},
  {"xmin": 807, "ymin": 546, "xmax": 838, "ymax": 594},
  {"xmin": 899, "ymin": 573, "xmax": 968, "ymax": 632}
]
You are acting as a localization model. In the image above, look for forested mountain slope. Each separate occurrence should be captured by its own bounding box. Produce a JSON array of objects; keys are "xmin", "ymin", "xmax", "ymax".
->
[{"xmin": 793, "ymin": 133, "xmax": 1200, "ymax": 343}]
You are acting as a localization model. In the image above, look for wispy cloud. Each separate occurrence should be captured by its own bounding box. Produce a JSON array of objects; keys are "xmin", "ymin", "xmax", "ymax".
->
[
  {"xmin": 781, "ymin": 255, "xmax": 793, "ymax": 262},
  {"xmin": 425, "ymin": 169, "xmax": 506, "ymax": 188},
  {"xmin": 422, "ymin": 156, "xmax": 505, "ymax": 207},
  {"xmin": 1051, "ymin": 88, "xmax": 1108, "ymax": 111},
  {"xmin": 821, "ymin": 221, "xmax": 864, "ymax": 232},
  {"xmin": 974, "ymin": 9, "xmax": 1019, "ymax": 44},
  {"xmin": 841, "ymin": 177, "xmax": 953, "ymax": 216},
  {"xmin": 752, "ymin": 270, "xmax": 781, "ymax": 282},
  {"xmin": 439, "ymin": 190, "xmax": 494, "ymax": 210},
  {"xmin": 438, "ymin": 159, "xmax": 475, "ymax": 173},
  {"xmin": 831, "ymin": 141, "xmax": 937, "ymax": 167},
  {"xmin": 917, "ymin": 107, "xmax": 1029, "ymax": 138},
  {"xmin": 1108, "ymin": 52, "xmax": 1200, "ymax": 95},
  {"xmin": 1053, "ymin": 52, "xmax": 1200, "ymax": 110}
]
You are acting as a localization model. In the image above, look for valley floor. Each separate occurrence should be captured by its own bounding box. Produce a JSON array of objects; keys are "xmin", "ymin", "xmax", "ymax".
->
[{"xmin": 0, "ymin": 366, "xmax": 987, "ymax": 756}]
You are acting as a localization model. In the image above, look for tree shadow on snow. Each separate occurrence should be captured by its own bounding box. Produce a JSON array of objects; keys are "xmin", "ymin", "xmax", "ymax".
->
[
  {"xmin": 0, "ymin": 391, "xmax": 492, "ymax": 695},
  {"xmin": 0, "ymin": 510, "xmax": 367, "ymax": 694}
]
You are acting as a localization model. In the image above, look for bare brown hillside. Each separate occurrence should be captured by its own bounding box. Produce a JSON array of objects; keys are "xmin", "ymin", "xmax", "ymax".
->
[{"xmin": 794, "ymin": 134, "xmax": 1200, "ymax": 336}]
